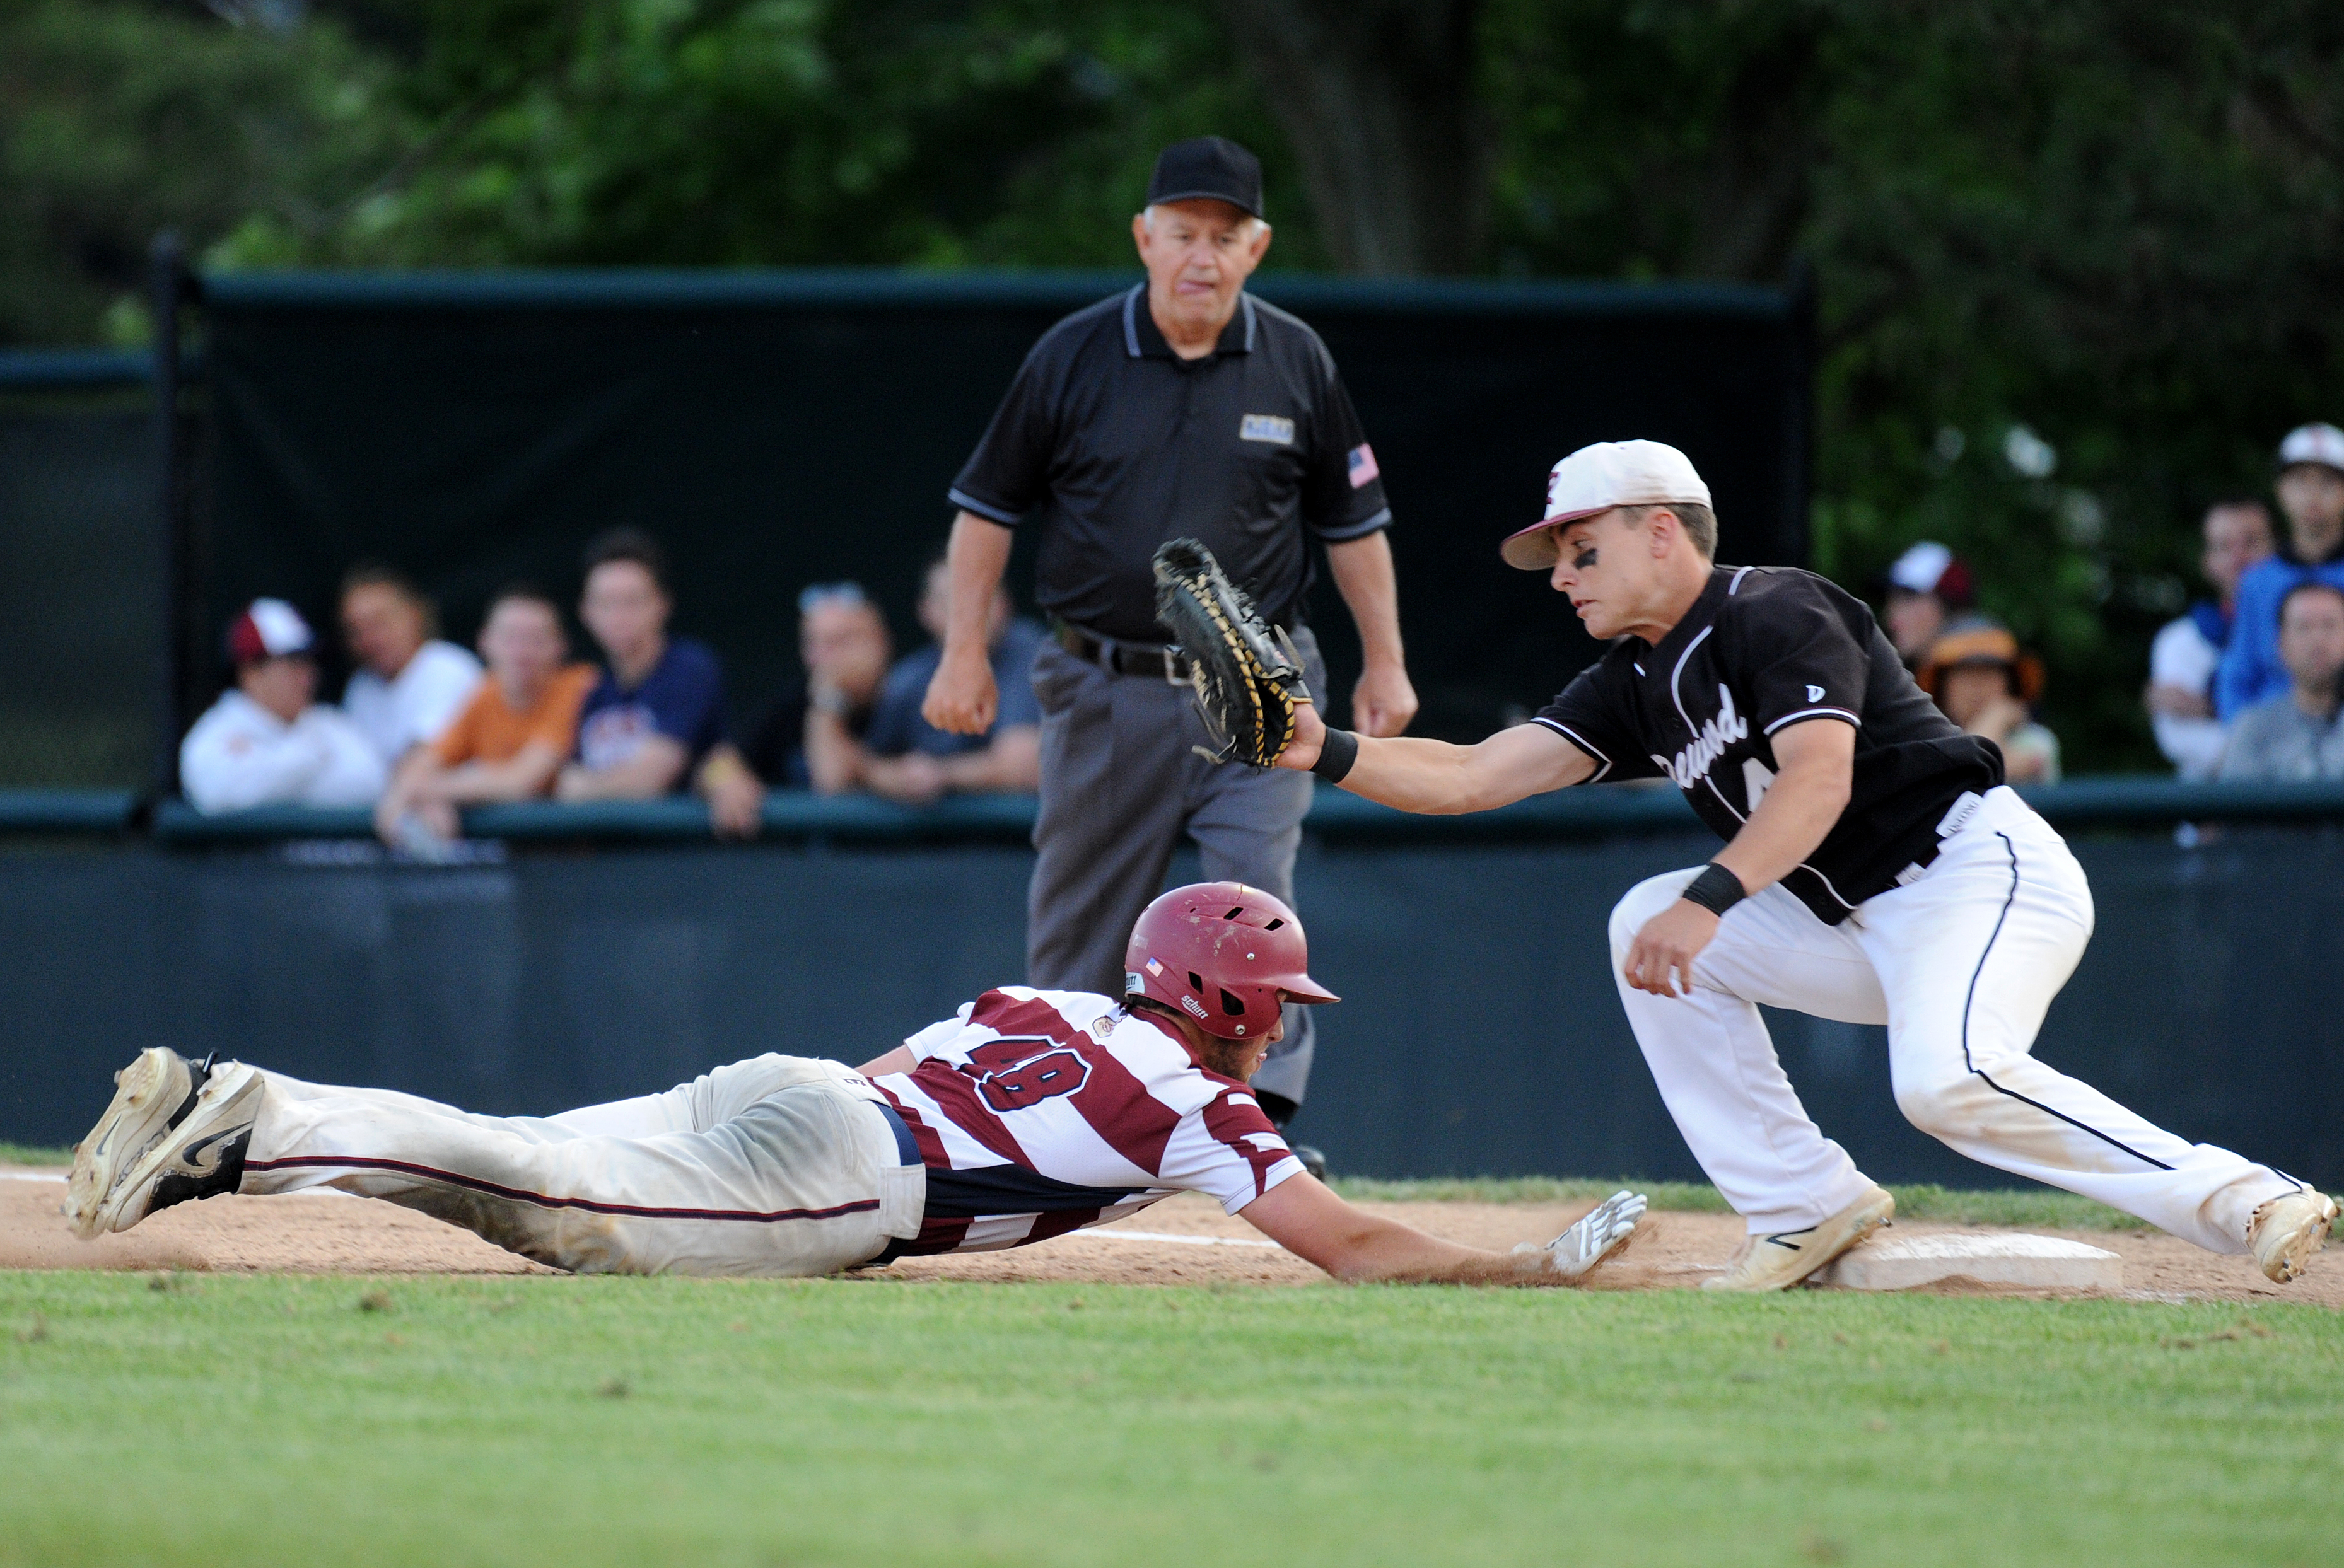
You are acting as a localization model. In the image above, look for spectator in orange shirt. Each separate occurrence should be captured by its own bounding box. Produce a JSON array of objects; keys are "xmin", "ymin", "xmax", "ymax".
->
[{"xmin": 375, "ymin": 585, "xmax": 597, "ymax": 848}]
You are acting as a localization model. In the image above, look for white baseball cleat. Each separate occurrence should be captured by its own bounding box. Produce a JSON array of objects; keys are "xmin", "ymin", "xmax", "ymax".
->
[
  {"xmin": 1522, "ymin": 1190, "xmax": 1648, "ymax": 1282},
  {"xmin": 1702, "ymin": 1185, "xmax": 1896, "ymax": 1292},
  {"xmin": 2248, "ymin": 1188, "xmax": 2338, "ymax": 1284},
  {"xmin": 67, "ymin": 1053, "xmax": 263, "ymax": 1239},
  {"xmin": 64, "ymin": 1048, "xmax": 193, "ymax": 1240}
]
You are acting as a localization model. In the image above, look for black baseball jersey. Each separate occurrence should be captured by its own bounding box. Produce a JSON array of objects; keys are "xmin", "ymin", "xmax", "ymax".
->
[
  {"xmin": 948, "ymin": 286, "xmax": 1391, "ymax": 644},
  {"xmin": 1536, "ymin": 565, "xmax": 2003, "ymax": 923}
]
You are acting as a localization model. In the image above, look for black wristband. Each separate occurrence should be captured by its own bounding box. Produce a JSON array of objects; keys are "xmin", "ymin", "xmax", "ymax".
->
[
  {"xmin": 1680, "ymin": 862, "xmax": 1747, "ymax": 917},
  {"xmin": 1310, "ymin": 727, "xmax": 1360, "ymax": 783}
]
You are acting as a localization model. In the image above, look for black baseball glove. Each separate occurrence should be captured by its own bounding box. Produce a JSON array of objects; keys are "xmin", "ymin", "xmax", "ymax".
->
[{"xmin": 1151, "ymin": 538, "xmax": 1313, "ymax": 767}]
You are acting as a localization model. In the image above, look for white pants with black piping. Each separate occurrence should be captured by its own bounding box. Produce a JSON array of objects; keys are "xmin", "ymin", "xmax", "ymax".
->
[
  {"xmin": 240, "ymin": 1054, "xmax": 924, "ymax": 1275},
  {"xmin": 1609, "ymin": 786, "xmax": 2292, "ymax": 1250}
]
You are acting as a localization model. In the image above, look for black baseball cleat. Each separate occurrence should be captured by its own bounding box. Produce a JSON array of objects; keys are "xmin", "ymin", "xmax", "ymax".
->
[
  {"xmin": 64, "ymin": 1049, "xmax": 262, "ymax": 1240},
  {"xmin": 1290, "ymin": 1145, "xmax": 1328, "ymax": 1182}
]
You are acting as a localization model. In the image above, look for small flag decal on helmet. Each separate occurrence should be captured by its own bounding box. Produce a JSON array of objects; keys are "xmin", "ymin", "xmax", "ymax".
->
[
  {"xmin": 1348, "ymin": 444, "xmax": 1380, "ymax": 488},
  {"xmin": 1145, "ymin": 957, "xmax": 1165, "ymax": 978}
]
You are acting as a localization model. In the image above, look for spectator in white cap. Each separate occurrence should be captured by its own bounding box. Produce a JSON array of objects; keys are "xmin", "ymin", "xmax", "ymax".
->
[
  {"xmin": 2145, "ymin": 497, "xmax": 2273, "ymax": 779},
  {"xmin": 180, "ymin": 600, "xmax": 387, "ymax": 813},
  {"xmin": 2215, "ymin": 423, "xmax": 2344, "ymax": 718},
  {"xmin": 1879, "ymin": 540, "xmax": 1978, "ymax": 668}
]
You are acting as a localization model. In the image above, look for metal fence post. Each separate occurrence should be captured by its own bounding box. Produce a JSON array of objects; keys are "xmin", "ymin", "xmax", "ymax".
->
[{"xmin": 150, "ymin": 231, "xmax": 187, "ymax": 799}]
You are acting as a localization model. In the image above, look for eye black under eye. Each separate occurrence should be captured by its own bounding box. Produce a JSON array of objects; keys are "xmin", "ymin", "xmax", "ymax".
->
[{"xmin": 1572, "ymin": 549, "xmax": 1599, "ymax": 569}]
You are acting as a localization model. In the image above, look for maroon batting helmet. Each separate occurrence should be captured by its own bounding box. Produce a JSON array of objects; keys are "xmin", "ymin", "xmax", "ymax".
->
[{"xmin": 1123, "ymin": 881, "xmax": 1338, "ymax": 1042}]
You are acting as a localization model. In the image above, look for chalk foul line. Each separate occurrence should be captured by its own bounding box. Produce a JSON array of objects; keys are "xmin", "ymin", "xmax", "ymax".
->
[{"xmin": 1072, "ymin": 1228, "xmax": 1278, "ymax": 1250}]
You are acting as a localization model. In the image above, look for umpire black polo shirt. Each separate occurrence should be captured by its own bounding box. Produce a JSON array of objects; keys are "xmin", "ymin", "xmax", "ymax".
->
[{"xmin": 949, "ymin": 284, "xmax": 1392, "ymax": 645}]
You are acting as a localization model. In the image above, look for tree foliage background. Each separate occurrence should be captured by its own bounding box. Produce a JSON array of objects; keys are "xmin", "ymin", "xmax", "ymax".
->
[{"xmin": 6, "ymin": 0, "xmax": 2341, "ymax": 769}]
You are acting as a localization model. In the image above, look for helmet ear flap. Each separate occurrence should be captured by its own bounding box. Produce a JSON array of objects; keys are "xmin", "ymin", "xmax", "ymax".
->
[{"xmin": 1218, "ymin": 988, "xmax": 1246, "ymax": 1016}]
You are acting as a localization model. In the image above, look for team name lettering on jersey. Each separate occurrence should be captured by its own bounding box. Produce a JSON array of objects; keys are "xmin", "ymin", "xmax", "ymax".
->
[{"xmin": 1653, "ymin": 684, "xmax": 1749, "ymax": 789}]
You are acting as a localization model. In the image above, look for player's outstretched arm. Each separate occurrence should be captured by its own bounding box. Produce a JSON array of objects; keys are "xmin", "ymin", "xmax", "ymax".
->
[
  {"xmin": 1274, "ymin": 703, "xmax": 1594, "ymax": 815},
  {"xmin": 1239, "ymin": 1172, "xmax": 1641, "ymax": 1287}
]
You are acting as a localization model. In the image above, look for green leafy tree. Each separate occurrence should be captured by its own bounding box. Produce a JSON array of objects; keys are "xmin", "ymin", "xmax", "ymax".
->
[
  {"xmin": 0, "ymin": 0, "xmax": 408, "ymax": 344},
  {"xmin": 9, "ymin": 0, "xmax": 2343, "ymax": 769},
  {"xmin": 1483, "ymin": 0, "xmax": 2344, "ymax": 767}
]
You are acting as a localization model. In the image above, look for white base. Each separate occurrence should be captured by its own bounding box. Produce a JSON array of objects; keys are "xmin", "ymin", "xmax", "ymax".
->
[{"xmin": 1817, "ymin": 1231, "xmax": 2123, "ymax": 1292}]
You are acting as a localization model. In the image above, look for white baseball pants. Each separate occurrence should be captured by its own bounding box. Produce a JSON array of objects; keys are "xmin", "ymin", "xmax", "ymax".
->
[
  {"xmin": 239, "ymin": 1054, "xmax": 924, "ymax": 1275},
  {"xmin": 1609, "ymin": 786, "xmax": 2293, "ymax": 1251}
]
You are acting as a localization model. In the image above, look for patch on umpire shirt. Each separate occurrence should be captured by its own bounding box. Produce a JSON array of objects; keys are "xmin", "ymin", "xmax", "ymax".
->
[{"xmin": 1240, "ymin": 413, "xmax": 1295, "ymax": 444}]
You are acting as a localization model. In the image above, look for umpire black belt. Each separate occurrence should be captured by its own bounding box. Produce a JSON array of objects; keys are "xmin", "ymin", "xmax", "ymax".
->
[{"xmin": 1052, "ymin": 622, "xmax": 1194, "ymax": 683}]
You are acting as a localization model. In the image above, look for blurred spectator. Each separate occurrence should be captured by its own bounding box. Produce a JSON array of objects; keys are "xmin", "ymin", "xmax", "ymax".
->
[
  {"xmin": 556, "ymin": 530, "xmax": 764, "ymax": 836},
  {"xmin": 741, "ymin": 584, "xmax": 892, "ymax": 792},
  {"xmin": 2146, "ymin": 499, "xmax": 2274, "ymax": 779},
  {"xmin": 1882, "ymin": 541, "xmax": 1978, "ymax": 667},
  {"xmin": 374, "ymin": 586, "xmax": 597, "ymax": 847},
  {"xmin": 2215, "ymin": 424, "xmax": 2344, "ymax": 718},
  {"xmin": 856, "ymin": 557, "xmax": 1044, "ymax": 804},
  {"xmin": 339, "ymin": 566, "xmax": 482, "ymax": 765},
  {"xmin": 1916, "ymin": 622, "xmax": 2061, "ymax": 784},
  {"xmin": 182, "ymin": 600, "xmax": 385, "ymax": 813},
  {"xmin": 2217, "ymin": 581, "xmax": 2344, "ymax": 782}
]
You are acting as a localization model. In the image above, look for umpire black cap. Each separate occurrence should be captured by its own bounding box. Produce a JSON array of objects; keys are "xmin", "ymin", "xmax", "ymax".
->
[{"xmin": 1147, "ymin": 137, "xmax": 1264, "ymax": 219}]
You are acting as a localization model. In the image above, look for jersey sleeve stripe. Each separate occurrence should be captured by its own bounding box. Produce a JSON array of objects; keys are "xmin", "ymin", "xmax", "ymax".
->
[
  {"xmin": 1761, "ymin": 707, "xmax": 1862, "ymax": 735},
  {"xmin": 1531, "ymin": 717, "xmax": 1614, "ymax": 782},
  {"xmin": 1198, "ymin": 1092, "xmax": 1299, "ymax": 1204},
  {"xmin": 946, "ymin": 487, "xmax": 1023, "ymax": 526},
  {"xmin": 1314, "ymin": 506, "xmax": 1393, "ymax": 542}
]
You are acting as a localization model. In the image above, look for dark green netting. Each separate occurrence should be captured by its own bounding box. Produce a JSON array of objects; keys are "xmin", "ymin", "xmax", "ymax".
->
[{"xmin": 199, "ymin": 270, "xmax": 1808, "ymax": 743}]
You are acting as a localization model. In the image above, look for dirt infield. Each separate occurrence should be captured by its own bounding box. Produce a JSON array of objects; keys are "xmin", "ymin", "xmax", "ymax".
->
[{"xmin": 4, "ymin": 1168, "xmax": 2333, "ymax": 1304}]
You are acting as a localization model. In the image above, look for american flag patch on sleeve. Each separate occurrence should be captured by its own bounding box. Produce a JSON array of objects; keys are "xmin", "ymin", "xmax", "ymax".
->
[{"xmin": 1348, "ymin": 444, "xmax": 1380, "ymax": 488}]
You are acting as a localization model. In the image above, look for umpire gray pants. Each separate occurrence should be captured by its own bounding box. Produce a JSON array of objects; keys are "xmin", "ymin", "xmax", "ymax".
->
[{"xmin": 1027, "ymin": 627, "xmax": 1323, "ymax": 1108}]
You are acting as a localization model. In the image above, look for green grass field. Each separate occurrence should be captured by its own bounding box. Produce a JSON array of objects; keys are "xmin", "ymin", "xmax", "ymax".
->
[{"xmin": 3, "ymin": 1268, "xmax": 2337, "ymax": 1568}]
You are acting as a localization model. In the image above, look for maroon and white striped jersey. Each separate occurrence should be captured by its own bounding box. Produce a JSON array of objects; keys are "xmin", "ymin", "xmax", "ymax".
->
[{"xmin": 868, "ymin": 987, "xmax": 1305, "ymax": 1256}]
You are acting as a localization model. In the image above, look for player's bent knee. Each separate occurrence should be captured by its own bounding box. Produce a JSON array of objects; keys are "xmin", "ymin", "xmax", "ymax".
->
[
  {"xmin": 1893, "ymin": 1070, "xmax": 1997, "ymax": 1142},
  {"xmin": 1608, "ymin": 871, "xmax": 1705, "ymax": 960}
]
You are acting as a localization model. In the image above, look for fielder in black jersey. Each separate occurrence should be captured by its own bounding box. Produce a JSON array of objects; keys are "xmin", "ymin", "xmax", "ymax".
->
[
  {"xmin": 1277, "ymin": 439, "xmax": 2336, "ymax": 1292},
  {"xmin": 1535, "ymin": 563, "xmax": 2001, "ymax": 924}
]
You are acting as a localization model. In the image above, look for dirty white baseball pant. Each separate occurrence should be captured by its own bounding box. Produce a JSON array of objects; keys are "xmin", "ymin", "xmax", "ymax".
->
[
  {"xmin": 238, "ymin": 1054, "xmax": 924, "ymax": 1275},
  {"xmin": 1608, "ymin": 786, "xmax": 2293, "ymax": 1251}
]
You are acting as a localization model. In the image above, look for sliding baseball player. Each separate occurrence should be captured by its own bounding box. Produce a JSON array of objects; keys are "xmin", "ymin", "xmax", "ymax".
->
[
  {"xmin": 1261, "ymin": 439, "xmax": 2335, "ymax": 1290},
  {"xmin": 63, "ymin": 882, "xmax": 1643, "ymax": 1287}
]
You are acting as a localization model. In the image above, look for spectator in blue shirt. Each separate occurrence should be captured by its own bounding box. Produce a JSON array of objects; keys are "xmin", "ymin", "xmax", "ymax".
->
[
  {"xmin": 2146, "ymin": 498, "xmax": 2272, "ymax": 778},
  {"xmin": 557, "ymin": 529, "xmax": 764, "ymax": 835},
  {"xmin": 2216, "ymin": 424, "xmax": 2344, "ymax": 718},
  {"xmin": 854, "ymin": 556, "xmax": 1044, "ymax": 804}
]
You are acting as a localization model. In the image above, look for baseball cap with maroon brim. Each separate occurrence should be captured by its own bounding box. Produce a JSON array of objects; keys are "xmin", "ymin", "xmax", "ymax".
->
[
  {"xmin": 224, "ymin": 598, "xmax": 315, "ymax": 665},
  {"xmin": 1499, "ymin": 440, "xmax": 1713, "ymax": 570}
]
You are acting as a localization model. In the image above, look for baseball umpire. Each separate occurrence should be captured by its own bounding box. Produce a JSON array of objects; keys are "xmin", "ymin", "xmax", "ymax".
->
[
  {"xmin": 63, "ymin": 883, "xmax": 1643, "ymax": 1288},
  {"xmin": 920, "ymin": 136, "xmax": 1417, "ymax": 1132},
  {"xmin": 1267, "ymin": 438, "xmax": 2337, "ymax": 1291}
]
